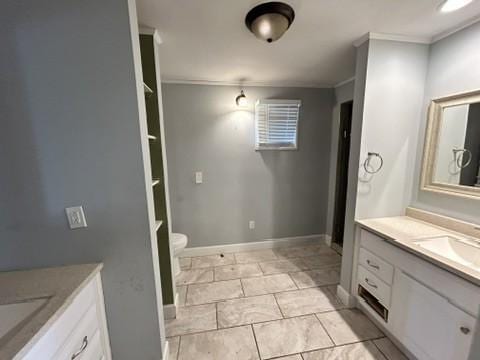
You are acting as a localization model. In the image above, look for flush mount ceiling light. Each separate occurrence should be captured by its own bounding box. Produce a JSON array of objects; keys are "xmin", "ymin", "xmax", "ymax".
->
[
  {"xmin": 439, "ymin": 0, "xmax": 473, "ymax": 12},
  {"xmin": 236, "ymin": 90, "xmax": 247, "ymax": 106},
  {"xmin": 245, "ymin": 2, "xmax": 295, "ymax": 43}
]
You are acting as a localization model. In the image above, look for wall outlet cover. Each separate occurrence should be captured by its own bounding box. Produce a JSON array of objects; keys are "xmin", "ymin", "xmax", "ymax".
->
[
  {"xmin": 195, "ymin": 171, "xmax": 203, "ymax": 184},
  {"xmin": 249, "ymin": 220, "xmax": 255, "ymax": 229},
  {"xmin": 65, "ymin": 206, "xmax": 87, "ymax": 229}
]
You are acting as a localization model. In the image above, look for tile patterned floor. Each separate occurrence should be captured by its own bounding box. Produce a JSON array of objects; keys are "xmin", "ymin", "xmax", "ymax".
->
[{"xmin": 167, "ymin": 244, "xmax": 407, "ymax": 360}]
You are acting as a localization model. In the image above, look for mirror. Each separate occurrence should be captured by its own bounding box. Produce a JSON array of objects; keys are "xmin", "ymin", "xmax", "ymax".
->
[{"xmin": 421, "ymin": 90, "xmax": 480, "ymax": 199}]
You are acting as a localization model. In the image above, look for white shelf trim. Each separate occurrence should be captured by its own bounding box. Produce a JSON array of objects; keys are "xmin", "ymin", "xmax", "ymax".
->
[
  {"xmin": 155, "ymin": 220, "xmax": 163, "ymax": 231},
  {"xmin": 148, "ymin": 134, "xmax": 156, "ymax": 140},
  {"xmin": 152, "ymin": 179, "xmax": 160, "ymax": 187}
]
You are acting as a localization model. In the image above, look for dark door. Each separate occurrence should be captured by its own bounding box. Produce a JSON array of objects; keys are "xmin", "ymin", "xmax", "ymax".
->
[{"xmin": 332, "ymin": 101, "xmax": 353, "ymax": 251}]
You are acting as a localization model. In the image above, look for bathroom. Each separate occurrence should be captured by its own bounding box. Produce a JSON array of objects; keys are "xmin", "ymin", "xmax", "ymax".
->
[{"xmin": 1, "ymin": 0, "xmax": 480, "ymax": 359}]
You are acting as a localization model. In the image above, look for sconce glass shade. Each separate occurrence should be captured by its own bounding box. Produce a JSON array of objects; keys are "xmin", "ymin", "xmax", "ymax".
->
[{"xmin": 236, "ymin": 90, "xmax": 247, "ymax": 106}]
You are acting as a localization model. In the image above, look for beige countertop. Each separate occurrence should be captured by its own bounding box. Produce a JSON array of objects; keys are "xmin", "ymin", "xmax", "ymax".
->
[
  {"xmin": 356, "ymin": 216, "xmax": 480, "ymax": 286},
  {"xmin": 0, "ymin": 263, "xmax": 102, "ymax": 359}
]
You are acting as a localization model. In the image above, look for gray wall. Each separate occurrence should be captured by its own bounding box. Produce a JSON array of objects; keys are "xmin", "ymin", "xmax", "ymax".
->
[
  {"xmin": 340, "ymin": 39, "xmax": 429, "ymax": 292},
  {"xmin": 326, "ymin": 80, "xmax": 355, "ymax": 237},
  {"xmin": 411, "ymin": 21, "xmax": 480, "ymax": 223},
  {"xmin": 162, "ymin": 84, "xmax": 334, "ymax": 248},
  {"xmin": 0, "ymin": 1, "xmax": 164, "ymax": 359}
]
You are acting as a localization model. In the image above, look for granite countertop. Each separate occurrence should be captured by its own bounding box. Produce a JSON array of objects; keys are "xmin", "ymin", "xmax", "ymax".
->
[
  {"xmin": 356, "ymin": 216, "xmax": 480, "ymax": 286},
  {"xmin": 0, "ymin": 263, "xmax": 103, "ymax": 359}
]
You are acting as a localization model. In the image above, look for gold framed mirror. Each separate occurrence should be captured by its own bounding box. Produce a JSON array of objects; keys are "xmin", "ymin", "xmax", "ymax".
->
[{"xmin": 421, "ymin": 89, "xmax": 480, "ymax": 199}]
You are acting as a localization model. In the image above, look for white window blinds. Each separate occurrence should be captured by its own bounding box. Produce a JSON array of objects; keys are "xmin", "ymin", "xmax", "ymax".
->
[{"xmin": 255, "ymin": 99, "xmax": 301, "ymax": 150}]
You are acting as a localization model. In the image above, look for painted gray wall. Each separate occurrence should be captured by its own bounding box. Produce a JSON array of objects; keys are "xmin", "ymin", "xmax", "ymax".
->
[
  {"xmin": 0, "ymin": 1, "xmax": 165, "ymax": 359},
  {"xmin": 411, "ymin": 21, "xmax": 480, "ymax": 223},
  {"xmin": 326, "ymin": 80, "xmax": 355, "ymax": 237},
  {"xmin": 162, "ymin": 84, "xmax": 334, "ymax": 248},
  {"xmin": 340, "ymin": 39, "xmax": 429, "ymax": 292}
]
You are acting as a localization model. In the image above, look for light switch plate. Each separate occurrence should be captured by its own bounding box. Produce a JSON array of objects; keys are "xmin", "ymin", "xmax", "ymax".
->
[
  {"xmin": 65, "ymin": 206, "xmax": 87, "ymax": 229},
  {"xmin": 195, "ymin": 171, "xmax": 203, "ymax": 184},
  {"xmin": 249, "ymin": 220, "xmax": 255, "ymax": 230}
]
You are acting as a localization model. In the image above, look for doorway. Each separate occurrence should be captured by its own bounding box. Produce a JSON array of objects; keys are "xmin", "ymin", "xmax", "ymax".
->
[{"xmin": 331, "ymin": 100, "xmax": 353, "ymax": 253}]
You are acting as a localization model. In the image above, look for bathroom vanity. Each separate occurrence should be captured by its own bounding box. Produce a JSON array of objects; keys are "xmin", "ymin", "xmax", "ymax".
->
[
  {"xmin": 352, "ymin": 210, "xmax": 480, "ymax": 360},
  {"xmin": 0, "ymin": 264, "xmax": 111, "ymax": 360}
]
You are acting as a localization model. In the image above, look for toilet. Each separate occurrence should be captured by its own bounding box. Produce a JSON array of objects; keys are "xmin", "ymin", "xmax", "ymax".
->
[{"xmin": 171, "ymin": 233, "xmax": 188, "ymax": 275}]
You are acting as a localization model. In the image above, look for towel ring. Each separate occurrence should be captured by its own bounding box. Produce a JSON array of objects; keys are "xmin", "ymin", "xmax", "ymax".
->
[
  {"xmin": 452, "ymin": 148, "xmax": 472, "ymax": 169},
  {"xmin": 363, "ymin": 152, "xmax": 383, "ymax": 174}
]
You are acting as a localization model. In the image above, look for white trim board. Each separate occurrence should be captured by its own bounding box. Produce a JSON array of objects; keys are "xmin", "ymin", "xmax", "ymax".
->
[
  {"xmin": 334, "ymin": 77, "xmax": 355, "ymax": 88},
  {"xmin": 353, "ymin": 32, "xmax": 431, "ymax": 47},
  {"xmin": 181, "ymin": 234, "xmax": 327, "ymax": 257},
  {"xmin": 161, "ymin": 78, "xmax": 331, "ymax": 89},
  {"xmin": 163, "ymin": 292, "xmax": 178, "ymax": 320},
  {"xmin": 336, "ymin": 284, "xmax": 356, "ymax": 308},
  {"xmin": 163, "ymin": 340, "xmax": 169, "ymax": 360}
]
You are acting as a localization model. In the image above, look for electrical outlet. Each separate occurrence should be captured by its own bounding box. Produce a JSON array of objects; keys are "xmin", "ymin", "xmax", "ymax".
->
[
  {"xmin": 249, "ymin": 220, "xmax": 255, "ymax": 230},
  {"xmin": 195, "ymin": 171, "xmax": 203, "ymax": 184},
  {"xmin": 65, "ymin": 206, "xmax": 87, "ymax": 229}
]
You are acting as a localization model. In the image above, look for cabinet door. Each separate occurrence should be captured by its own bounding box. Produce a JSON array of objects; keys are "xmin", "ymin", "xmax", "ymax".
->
[{"xmin": 390, "ymin": 271, "xmax": 476, "ymax": 360}]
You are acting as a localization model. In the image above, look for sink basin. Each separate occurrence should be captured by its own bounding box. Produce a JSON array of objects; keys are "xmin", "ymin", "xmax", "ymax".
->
[
  {"xmin": 413, "ymin": 236, "xmax": 480, "ymax": 271},
  {"xmin": 0, "ymin": 298, "xmax": 49, "ymax": 340}
]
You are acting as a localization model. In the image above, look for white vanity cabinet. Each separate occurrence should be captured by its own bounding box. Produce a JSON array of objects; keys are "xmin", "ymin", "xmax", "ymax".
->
[
  {"xmin": 18, "ymin": 273, "xmax": 111, "ymax": 360},
  {"xmin": 354, "ymin": 229, "xmax": 480, "ymax": 360},
  {"xmin": 390, "ymin": 271, "xmax": 475, "ymax": 360}
]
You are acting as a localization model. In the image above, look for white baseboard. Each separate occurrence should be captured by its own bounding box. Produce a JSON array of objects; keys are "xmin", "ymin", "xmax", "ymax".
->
[
  {"xmin": 181, "ymin": 234, "xmax": 327, "ymax": 257},
  {"xmin": 163, "ymin": 292, "xmax": 178, "ymax": 320},
  {"xmin": 336, "ymin": 284, "xmax": 356, "ymax": 307},
  {"xmin": 163, "ymin": 339, "xmax": 169, "ymax": 360}
]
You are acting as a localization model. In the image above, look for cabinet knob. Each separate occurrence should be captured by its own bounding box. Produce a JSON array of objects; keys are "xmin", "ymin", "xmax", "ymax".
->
[
  {"xmin": 365, "ymin": 278, "xmax": 378, "ymax": 289},
  {"xmin": 460, "ymin": 327, "xmax": 470, "ymax": 335},
  {"xmin": 71, "ymin": 336, "xmax": 88, "ymax": 359}
]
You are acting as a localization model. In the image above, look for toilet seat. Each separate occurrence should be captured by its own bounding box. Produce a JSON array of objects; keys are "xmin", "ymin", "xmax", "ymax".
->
[{"xmin": 171, "ymin": 233, "xmax": 188, "ymax": 256}]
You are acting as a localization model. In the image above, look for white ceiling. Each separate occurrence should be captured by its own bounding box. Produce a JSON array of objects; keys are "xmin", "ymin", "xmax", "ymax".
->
[{"xmin": 137, "ymin": 0, "xmax": 480, "ymax": 87}]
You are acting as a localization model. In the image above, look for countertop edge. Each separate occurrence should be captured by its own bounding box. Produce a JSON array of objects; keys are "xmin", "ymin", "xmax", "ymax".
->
[
  {"xmin": 6, "ymin": 263, "xmax": 103, "ymax": 360},
  {"xmin": 355, "ymin": 219, "xmax": 480, "ymax": 287}
]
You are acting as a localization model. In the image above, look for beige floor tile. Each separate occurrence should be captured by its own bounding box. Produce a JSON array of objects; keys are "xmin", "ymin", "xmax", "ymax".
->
[
  {"xmin": 178, "ymin": 325, "xmax": 259, "ymax": 360},
  {"xmin": 289, "ymin": 266, "xmax": 340, "ymax": 289},
  {"xmin": 176, "ymin": 268, "xmax": 213, "ymax": 285},
  {"xmin": 302, "ymin": 341, "xmax": 386, "ymax": 360},
  {"xmin": 186, "ymin": 279, "xmax": 244, "ymax": 305},
  {"xmin": 214, "ymin": 263, "xmax": 263, "ymax": 281},
  {"xmin": 217, "ymin": 294, "xmax": 283, "ymax": 328},
  {"xmin": 179, "ymin": 257, "xmax": 192, "ymax": 270},
  {"xmin": 258, "ymin": 258, "xmax": 310, "ymax": 275},
  {"xmin": 168, "ymin": 337, "xmax": 180, "ymax": 360},
  {"xmin": 235, "ymin": 249, "xmax": 278, "ymax": 263},
  {"xmin": 242, "ymin": 274, "xmax": 297, "ymax": 296},
  {"xmin": 165, "ymin": 303, "xmax": 217, "ymax": 337},
  {"xmin": 301, "ymin": 254, "xmax": 342, "ymax": 270},
  {"xmin": 275, "ymin": 287, "xmax": 344, "ymax": 317},
  {"xmin": 274, "ymin": 245, "xmax": 336, "ymax": 259},
  {"xmin": 274, "ymin": 356, "xmax": 303, "ymax": 360},
  {"xmin": 191, "ymin": 253, "xmax": 235, "ymax": 268},
  {"xmin": 253, "ymin": 315, "xmax": 333, "ymax": 359},
  {"xmin": 373, "ymin": 337, "xmax": 408, "ymax": 360},
  {"xmin": 316, "ymin": 309, "xmax": 383, "ymax": 345},
  {"xmin": 177, "ymin": 285, "xmax": 187, "ymax": 306}
]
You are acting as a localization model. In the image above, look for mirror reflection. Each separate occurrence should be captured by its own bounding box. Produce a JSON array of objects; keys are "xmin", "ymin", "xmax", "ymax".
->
[{"xmin": 433, "ymin": 102, "xmax": 480, "ymax": 187}]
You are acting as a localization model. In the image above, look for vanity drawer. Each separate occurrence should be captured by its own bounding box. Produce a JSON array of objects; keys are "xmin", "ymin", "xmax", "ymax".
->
[
  {"xmin": 52, "ymin": 304, "xmax": 100, "ymax": 360},
  {"xmin": 359, "ymin": 247, "xmax": 394, "ymax": 284},
  {"xmin": 358, "ymin": 265, "xmax": 391, "ymax": 307},
  {"xmin": 23, "ymin": 279, "xmax": 97, "ymax": 360}
]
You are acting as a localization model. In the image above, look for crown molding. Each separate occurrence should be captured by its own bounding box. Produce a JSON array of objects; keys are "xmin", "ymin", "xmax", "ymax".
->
[
  {"xmin": 353, "ymin": 32, "xmax": 431, "ymax": 47},
  {"xmin": 334, "ymin": 76, "xmax": 355, "ymax": 88},
  {"xmin": 431, "ymin": 16, "xmax": 480, "ymax": 43},
  {"xmin": 161, "ymin": 78, "xmax": 332, "ymax": 88}
]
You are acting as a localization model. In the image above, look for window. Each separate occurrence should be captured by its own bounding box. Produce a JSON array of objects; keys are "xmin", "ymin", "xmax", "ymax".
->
[{"xmin": 255, "ymin": 99, "xmax": 301, "ymax": 150}]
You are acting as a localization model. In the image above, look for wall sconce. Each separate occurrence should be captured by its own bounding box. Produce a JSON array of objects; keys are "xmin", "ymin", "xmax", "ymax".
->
[{"xmin": 236, "ymin": 90, "xmax": 247, "ymax": 107}]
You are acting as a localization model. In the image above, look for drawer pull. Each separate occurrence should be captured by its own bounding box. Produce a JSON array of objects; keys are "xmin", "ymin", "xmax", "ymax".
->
[
  {"xmin": 460, "ymin": 327, "xmax": 470, "ymax": 335},
  {"xmin": 365, "ymin": 278, "xmax": 378, "ymax": 289},
  {"xmin": 71, "ymin": 336, "xmax": 88, "ymax": 359},
  {"xmin": 366, "ymin": 260, "xmax": 380, "ymax": 270}
]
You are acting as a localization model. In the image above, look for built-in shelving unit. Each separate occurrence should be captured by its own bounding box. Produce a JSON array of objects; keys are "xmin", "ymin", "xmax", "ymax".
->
[
  {"xmin": 143, "ymin": 82, "xmax": 154, "ymax": 95},
  {"xmin": 140, "ymin": 30, "xmax": 175, "ymax": 307}
]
